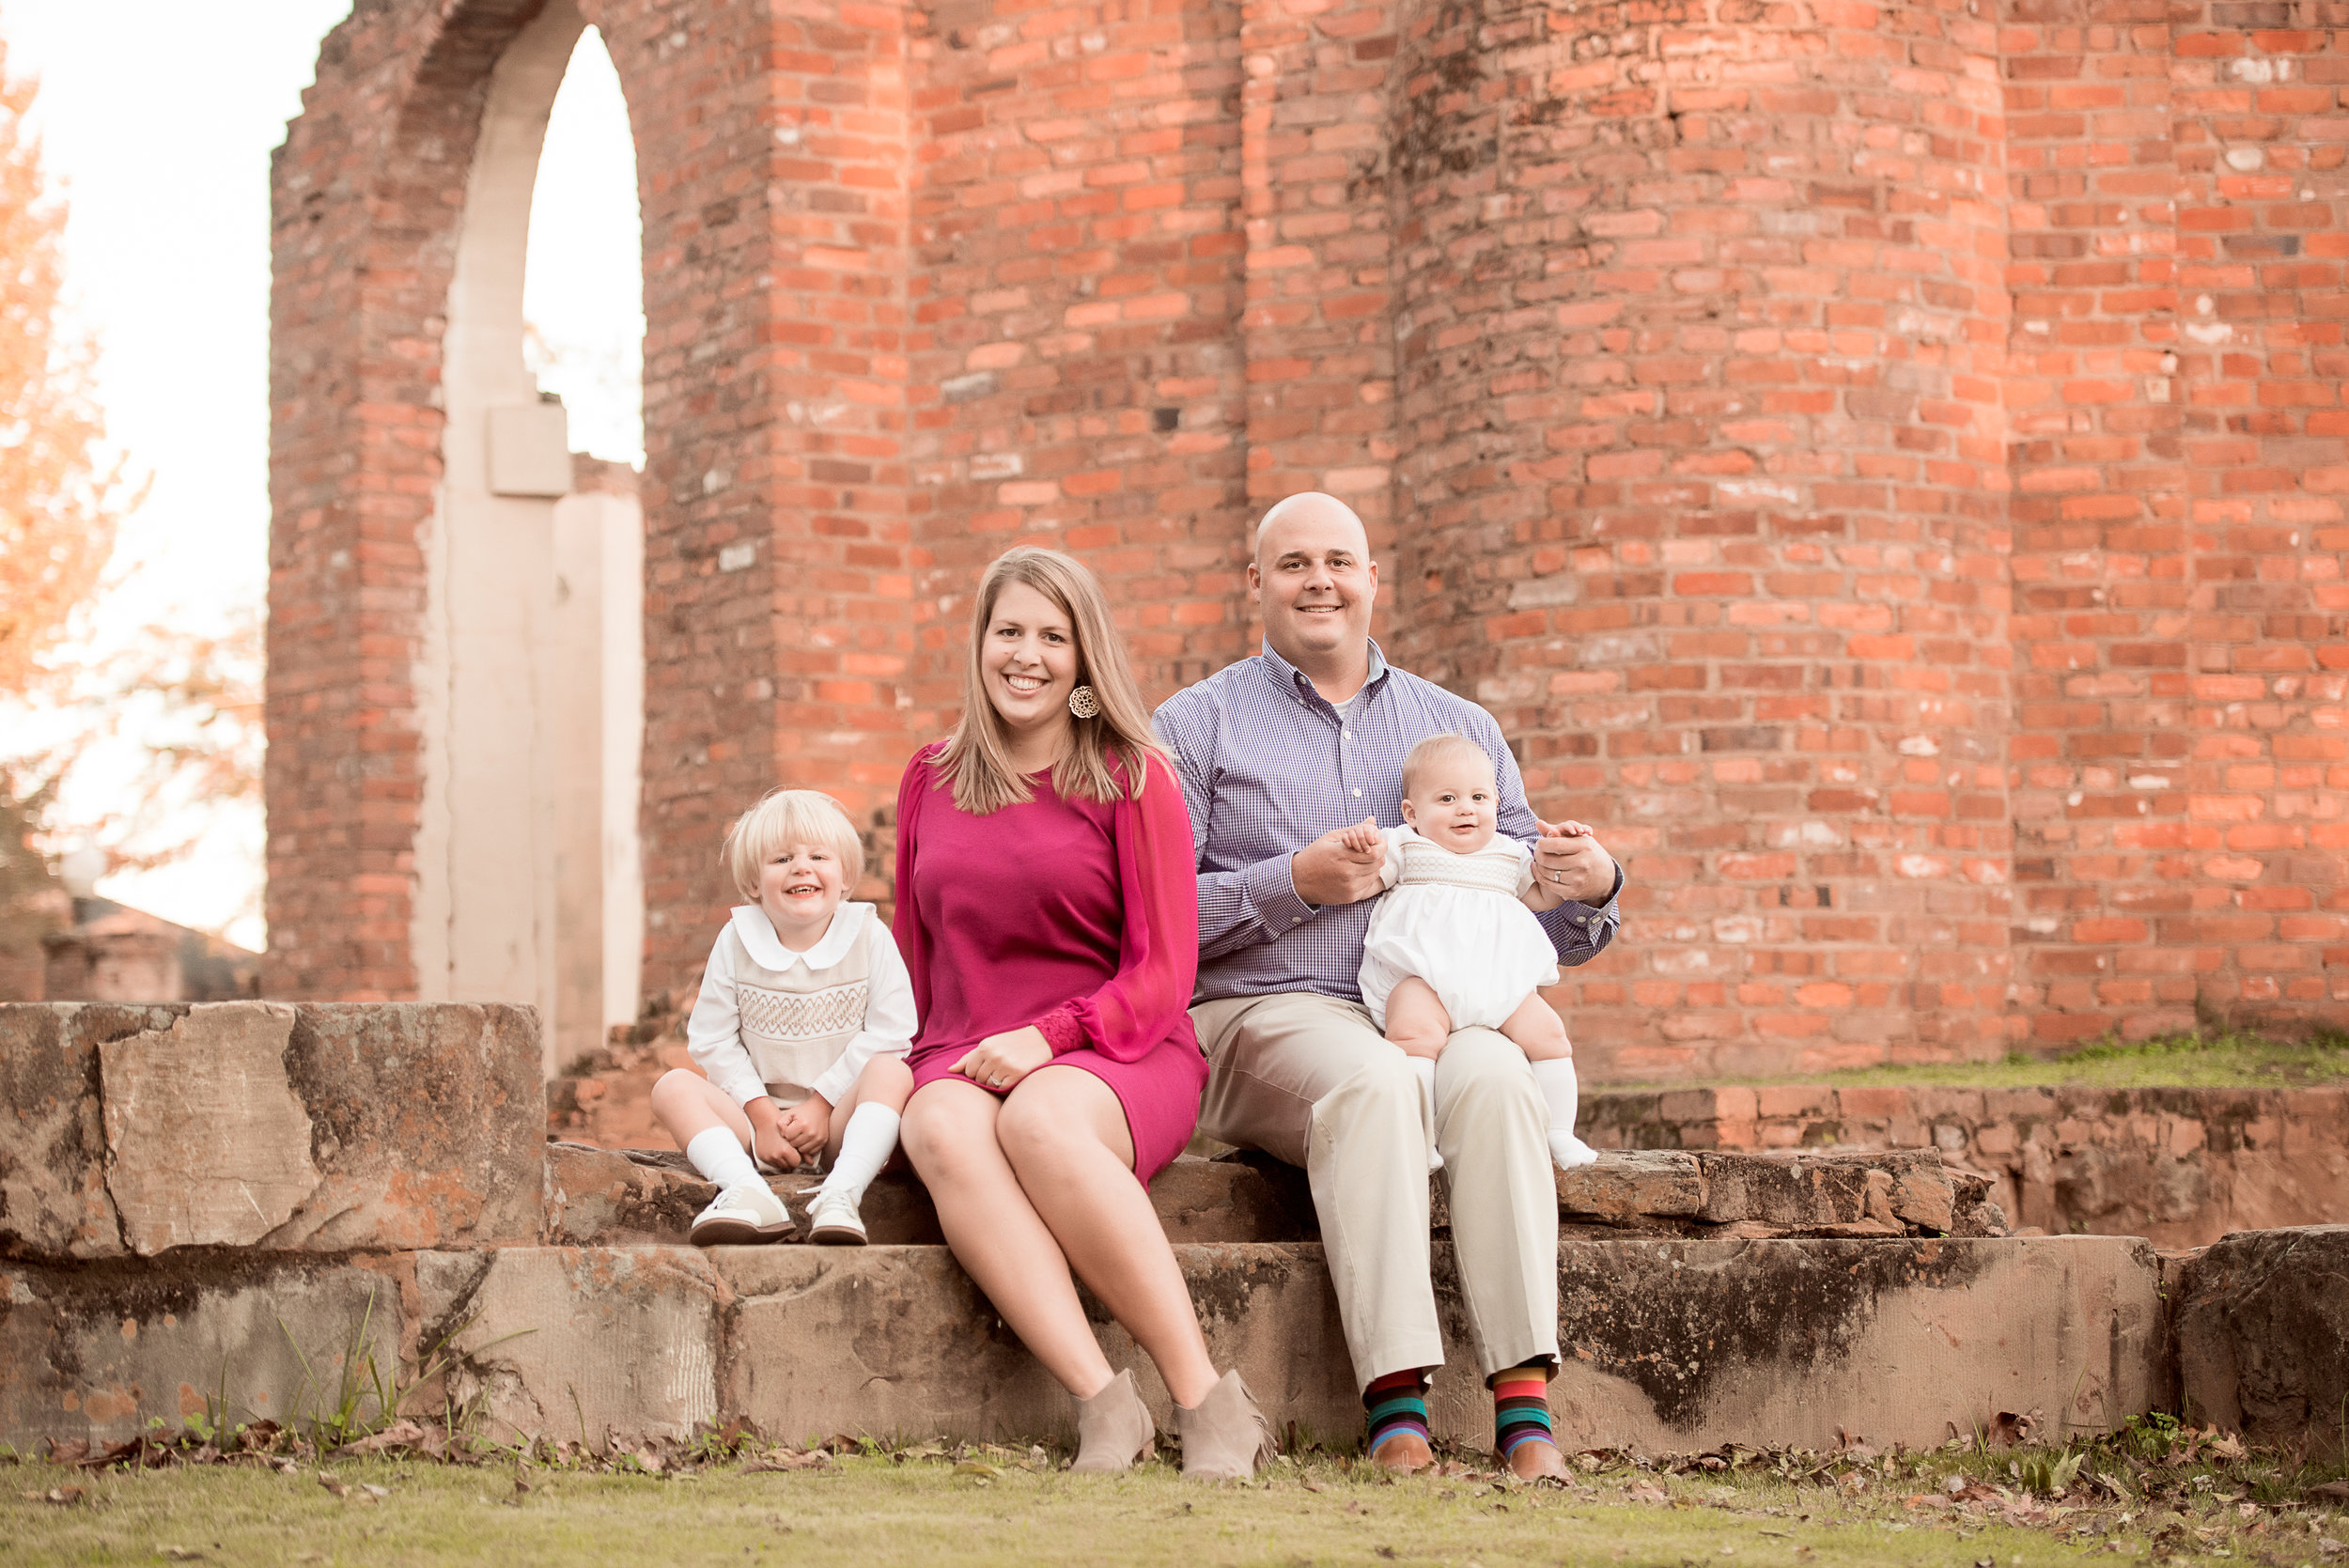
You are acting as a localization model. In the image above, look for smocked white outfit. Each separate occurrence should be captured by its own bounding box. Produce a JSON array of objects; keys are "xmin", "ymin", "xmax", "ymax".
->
[
  {"xmin": 686, "ymin": 902, "xmax": 916, "ymax": 1112},
  {"xmin": 1357, "ymin": 826, "xmax": 1559, "ymax": 1032}
]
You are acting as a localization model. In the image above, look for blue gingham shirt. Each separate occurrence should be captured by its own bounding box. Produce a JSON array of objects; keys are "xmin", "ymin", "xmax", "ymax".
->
[{"xmin": 1154, "ymin": 640, "xmax": 1623, "ymax": 1003}]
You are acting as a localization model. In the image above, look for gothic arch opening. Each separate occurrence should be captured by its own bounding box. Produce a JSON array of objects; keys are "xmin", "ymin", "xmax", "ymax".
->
[{"xmin": 410, "ymin": 0, "xmax": 645, "ymax": 1074}]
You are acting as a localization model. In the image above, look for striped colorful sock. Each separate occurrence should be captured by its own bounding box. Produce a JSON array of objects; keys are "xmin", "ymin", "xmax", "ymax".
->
[
  {"xmin": 1491, "ymin": 1365, "xmax": 1555, "ymax": 1457},
  {"xmin": 1362, "ymin": 1368, "xmax": 1430, "ymax": 1455}
]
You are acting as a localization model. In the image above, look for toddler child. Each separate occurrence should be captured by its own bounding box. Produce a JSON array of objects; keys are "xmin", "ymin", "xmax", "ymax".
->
[
  {"xmin": 649, "ymin": 788, "xmax": 917, "ymax": 1246},
  {"xmin": 1345, "ymin": 732, "xmax": 1601, "ymax": 1173}
]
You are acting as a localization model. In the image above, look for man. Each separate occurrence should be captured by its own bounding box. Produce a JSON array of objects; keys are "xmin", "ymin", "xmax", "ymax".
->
[{"xmin": 1154, "ymin": 491, "xmax": 1623, "ymax": 1480}]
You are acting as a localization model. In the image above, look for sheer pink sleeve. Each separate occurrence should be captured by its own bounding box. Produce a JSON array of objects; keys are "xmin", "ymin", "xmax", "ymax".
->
[
  {"xmin": 1030, "ymin": 753, "xmax": 1201, "ymax": 1063},
  {"xmin": 890, "ymin": 745, "xmax": 943, "ymax": 1039}
]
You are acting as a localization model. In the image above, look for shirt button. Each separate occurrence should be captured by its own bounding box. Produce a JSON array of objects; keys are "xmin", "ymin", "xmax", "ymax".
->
[
  {"xmin": 1352, "ymin": 788, "xmax": 1362, "ymax": 798},
  {"xmin": 1290, "ymin": 916, "xmax": 1301, "ymax": 924}
]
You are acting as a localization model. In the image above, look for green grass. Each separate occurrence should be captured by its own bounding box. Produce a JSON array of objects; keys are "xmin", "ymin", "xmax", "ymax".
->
[
  {"xmin": 1718, "ymin": 1027, "xmax": 2349, "ymax": 1092},
  {"xmin": 6, "ymin": 1430, "xmax": 2341, "ymax": 1567}
]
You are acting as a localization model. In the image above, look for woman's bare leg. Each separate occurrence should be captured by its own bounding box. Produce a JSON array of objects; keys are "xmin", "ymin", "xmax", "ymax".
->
[
  {"xmin": 900, "ymin": 1077, "xmax": 1117, "ymax": 1399},
  {"xmin": 997, "ymin": 1066, "xmax": 1220, "ymax": 1409}
]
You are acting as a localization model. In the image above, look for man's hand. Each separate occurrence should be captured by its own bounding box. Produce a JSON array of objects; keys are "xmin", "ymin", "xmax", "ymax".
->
[
  {"xmin": 776, "ymin": 1094, "xmax": 832, "ymax": 1163},
  {"xmin": 744, "ymin": 1097, "xmax": 802, "ymax": 1172},
  {"xmin": 1291, "ymin": 816, "xmax": 1387, "ymax": 907},
  {"xmin": 1532, "ymin": 818, "xmax": 1617, "ymax": 907}
]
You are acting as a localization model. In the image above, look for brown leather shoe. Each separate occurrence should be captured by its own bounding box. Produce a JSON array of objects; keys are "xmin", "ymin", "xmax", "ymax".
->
[
  {"xmin": 1368, "ymin": 1429, "xmax": 1432, "ymax": 1473},
  {"xmin": 1069, "ymin": 1369, "xmax": 1155, "ymax": 1473},
  {"xmin": 1506, "ymin": 1436, "xmax": 1573, "ymax": 1482}
]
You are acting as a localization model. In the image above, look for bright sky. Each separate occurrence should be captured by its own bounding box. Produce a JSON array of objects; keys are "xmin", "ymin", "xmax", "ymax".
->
[{"xmin": 1, "ymin": 1, "xmax": 641, "ymax": 951}]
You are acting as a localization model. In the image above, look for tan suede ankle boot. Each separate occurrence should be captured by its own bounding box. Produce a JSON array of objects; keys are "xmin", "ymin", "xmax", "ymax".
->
[
  {"xmin": 1069, "ymin": 1368, "xmax": 1155, "ymax": 1473},
  {"xmin": 1174, "ymin": 1368, "xmax": 1276, "ymax": 1481}
]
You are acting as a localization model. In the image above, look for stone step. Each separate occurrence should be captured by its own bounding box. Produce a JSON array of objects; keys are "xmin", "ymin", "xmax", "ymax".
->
[
  {"xmin": 545, "ymin": 1142, "xmax": 2005, "ymax": 1249},
  {"xmin": 0, "ymin": 1234, "xmax": 2162, "ymax": 1454}
]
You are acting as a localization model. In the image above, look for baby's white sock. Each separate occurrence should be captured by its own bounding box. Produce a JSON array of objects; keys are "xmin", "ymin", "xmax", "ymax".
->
[
  {"xmin": 1530, "ymin": 1059, "xmax": 1598, "ymax": 1170},
  {"xmin": 819, "ymin": 1105, "xmax": 901, "ymax": 1206},
  {"xmin": 1409, "ymin": 1057, "xmax": 1443, "ymax": 1172},
  {"xmin": 686, "ymin": 1126, "xmax": 764, "ymax": 1192}
]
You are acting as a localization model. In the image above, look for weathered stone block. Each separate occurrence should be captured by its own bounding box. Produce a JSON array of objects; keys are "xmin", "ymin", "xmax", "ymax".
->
[
  {"xmin": 1556, "ymin": 1150, "xmax": 1706, "ymax": 1220},
  {"xmin": 0, "ymin": 1002, "xmax": 176, "ymax": 1260},
  {"xmin": 1694, "ymin": 1150, "xmax": 1952, "ymax": 1233},
  {"xmin": 418, "ymin": 1246, "xmax": 723, "ymax": 1450},
  {"xmin": 101, "ymin": 1002, "xmax": 320, "ymax": 1253},
  {"xmin": 2173, "ymin": 1225, "xmax": 2349, "ymax": 1459},
  {"xmin": 0, "ymin": 1002, "xmax": 543, "ymax": 1261},
  {"xmin": 716, "ymin": 1241, "xmax": 1359, "ymax": 1449},
  {"xmin": 1156, "ymin": 1155, "xmax": 1316, "ymax": 1244},
  {"xmin": 1551, "ymin": 1235, "xmax": 2167, "ymax": 1452},
  {"xmin": 0, "ymin": 1253, "xmax": 406, "ymax": 1446},
  {"xmin": 271, "ymin": 1003, "xmax": 543, "ymax": 1251}
]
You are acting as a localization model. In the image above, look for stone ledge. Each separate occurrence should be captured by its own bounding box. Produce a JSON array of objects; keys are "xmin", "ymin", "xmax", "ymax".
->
[
  {"xmin": 549, "ymin": 1144, "xmax": 2003, "ymax": 1249},
  {"xmin": 1584, "ymin": 1083, "xmax": 2349, "ymax": 1248},
  {"xmin": 0, "ymin": 1235, "xmax": 2161, "ymax": 1453},
  {"xmin": 1, "ymin": 1002, "xmax": 544, "ymax": 1262}
]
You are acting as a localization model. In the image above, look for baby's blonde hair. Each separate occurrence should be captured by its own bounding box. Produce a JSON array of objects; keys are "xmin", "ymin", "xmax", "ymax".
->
[
  {"xmin": 1400, "ymin": 733, "xmax": 1495, "ymax": 800},
  {"xmin": 722, "ymin": 789, "xmax": 864, "ymax": 900}
]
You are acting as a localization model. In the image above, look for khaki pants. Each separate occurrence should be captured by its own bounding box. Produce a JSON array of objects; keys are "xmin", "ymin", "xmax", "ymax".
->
[{"xmin": 1190, "ymin": 991, "xmax": 1559, "ymax": 1391}]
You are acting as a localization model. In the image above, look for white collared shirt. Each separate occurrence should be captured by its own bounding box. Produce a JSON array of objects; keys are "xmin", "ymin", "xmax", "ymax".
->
[{"xmin": 685, "ymin": 901, "xmax": 917, "ymax": 1108}]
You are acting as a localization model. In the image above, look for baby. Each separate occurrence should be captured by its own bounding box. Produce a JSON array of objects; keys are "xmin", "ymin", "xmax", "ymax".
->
[
  {"xmin": 649, "ymin": 788, "xmax": 917, "ymax": 1247},
  {"xmin": 1344, "ymin": 732, "xmax": 1601, "ymax": 1173}
]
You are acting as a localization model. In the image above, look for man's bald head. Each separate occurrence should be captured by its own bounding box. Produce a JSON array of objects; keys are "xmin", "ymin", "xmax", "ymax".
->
[
  {"xmin": 1250, "ymin": 489, "xmax": 1377, "ymax": 686},
  {"xmin": 1252, "ymin": 490, "xmax": 1370, "ymax": 564}
]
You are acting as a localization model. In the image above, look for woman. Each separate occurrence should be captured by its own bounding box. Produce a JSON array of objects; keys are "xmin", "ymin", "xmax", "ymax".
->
[{"xmin": 893, "ymin": 546, "xmax": 1270, "ymax": 1480}]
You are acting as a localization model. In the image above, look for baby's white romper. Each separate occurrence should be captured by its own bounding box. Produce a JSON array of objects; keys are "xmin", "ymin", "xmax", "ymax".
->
[{"xmin": 1356, "ymin": 824, "xmax": 1560, "ymax": 1032}]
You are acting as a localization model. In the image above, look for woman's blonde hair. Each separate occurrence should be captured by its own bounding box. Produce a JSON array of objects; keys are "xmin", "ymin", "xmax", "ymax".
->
[
  {"xmin": 722, "ymin": 789, "xmax": 865, "ymax": 900},
  {"xmin": 934, "ymin": 546, "xmax": 1163, "ymax": 815}
]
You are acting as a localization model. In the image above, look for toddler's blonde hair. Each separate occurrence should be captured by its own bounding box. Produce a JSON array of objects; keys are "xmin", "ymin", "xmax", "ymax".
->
[
  {"xmin": 722, "ymin": 789, "xmax": 864, "ymax": 900},
  {"xmin": 1400, "ymin": 733, "xmax": 1495, "ymax": 800}
]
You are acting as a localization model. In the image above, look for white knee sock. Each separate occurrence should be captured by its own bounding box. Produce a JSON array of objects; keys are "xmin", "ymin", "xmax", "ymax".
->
[
  {"xmin": 1530, "ymin": 1059, "xmax": 1598, "ymax": 1169},
  {"xmin": 1409, "ymin": 1057, "xmax": 1442, "ymax": 1172},
  {"xmin": 819, "ymin": 1105, "xmax": 901, "ymax": 1205},
  {"xmin": 686, "ymin": 1126, "xmax": 763, "ymax": 1192}
]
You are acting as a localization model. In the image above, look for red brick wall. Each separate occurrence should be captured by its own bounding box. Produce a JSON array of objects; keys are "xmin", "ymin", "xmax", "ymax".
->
[
  {"xmin": 1387, "ymin": 0, "xmax": 2015, "ymax": 1078},
  {"xmin": 2006, "ymin": 0, "xmax": 2349, "ymax": 1047},
  {"xmin": 908, "ymin": 0, "xmax": 1254, "ymax": 715},
  {"xmin": 270, "ymin": 0, "xmax": 2347, "ymax": 1069}
]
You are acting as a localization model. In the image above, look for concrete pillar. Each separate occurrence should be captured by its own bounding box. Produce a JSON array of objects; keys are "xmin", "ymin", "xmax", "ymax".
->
[
  {"xmin": 551, "ymin": 479, "xmax": 645, "ymax": 1071},
  {"xmin": 412, "ymin": 0, "xmax": 588, "ymax": 1048}
]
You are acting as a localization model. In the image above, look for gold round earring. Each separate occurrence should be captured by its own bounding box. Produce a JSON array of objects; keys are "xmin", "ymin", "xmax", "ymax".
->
[{"xmin": 1068, "ymin": 684, "xmax": 1100, "ymax": 719}]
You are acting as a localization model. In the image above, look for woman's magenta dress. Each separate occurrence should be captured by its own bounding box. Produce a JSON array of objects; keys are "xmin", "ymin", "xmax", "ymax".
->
[{"xmin": 893, "ymin": 742, "xmax": 1207, "ymax": 1183}]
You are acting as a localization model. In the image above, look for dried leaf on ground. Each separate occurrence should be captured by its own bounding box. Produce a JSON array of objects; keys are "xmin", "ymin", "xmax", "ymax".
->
[
  {"xmin": 740, "ymin": 1449, "xmax": 830, "ymax": 1474},
  {"xmin": 340, "ymin": 1421, "xmax": 430, "ymax": 1456},
  {"xmin": 154, "ymin": 1548, "xmax": 206, "ymax": 1561},
  {"xmin": 954, "ymin": 1460, "xmax": 1003, "ymax": 1480}
]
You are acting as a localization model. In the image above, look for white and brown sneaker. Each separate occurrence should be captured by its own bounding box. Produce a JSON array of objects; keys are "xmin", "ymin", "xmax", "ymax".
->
[
  {"xmin": 804, "ymin": 1186, "xmax": 868, "ymax": 1246},
  {"xmin": 688, "ymin": 1182, "xmax": 795, "ymax": 1246}
]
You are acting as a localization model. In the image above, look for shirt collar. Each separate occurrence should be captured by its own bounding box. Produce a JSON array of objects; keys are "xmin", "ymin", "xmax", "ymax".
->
[
  {"xmin": 1259, "ymin": 637, "xmax": 1390, "ymax": 709},
  {"xmin": 729, "ymin": 901, "xmax": 871, "ymax": 973}
]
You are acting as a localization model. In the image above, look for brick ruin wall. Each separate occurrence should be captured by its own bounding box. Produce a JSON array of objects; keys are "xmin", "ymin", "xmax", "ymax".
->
[{"xmin": 268, "ymin": 0, "xmax": 2349, "ymax": 1082}]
